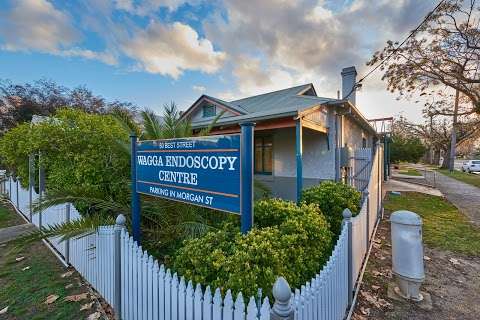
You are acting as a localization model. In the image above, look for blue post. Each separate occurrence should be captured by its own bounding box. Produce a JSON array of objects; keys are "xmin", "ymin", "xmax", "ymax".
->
[
  {"xmin": 296, "ymin": 120, "xmax": 303, "ymax": 204},
  {"xmin": 130, "ymin": 134, "xmax": 141, "ymax": 243},
  {"xmin": 240, "ymin": 122, "xmax": 255, "ymax": 234}
]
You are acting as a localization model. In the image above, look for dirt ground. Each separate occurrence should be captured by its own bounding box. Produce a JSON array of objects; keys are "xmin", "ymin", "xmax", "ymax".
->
[{"xmin": 352, "ymin": 209, "xmax": 480, "ymax": 320}]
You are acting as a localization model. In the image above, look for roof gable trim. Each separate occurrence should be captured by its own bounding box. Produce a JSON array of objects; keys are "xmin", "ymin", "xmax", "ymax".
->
[{"xmin": 181, "ymin": 95, "xmax": 246, "ymax": 120}]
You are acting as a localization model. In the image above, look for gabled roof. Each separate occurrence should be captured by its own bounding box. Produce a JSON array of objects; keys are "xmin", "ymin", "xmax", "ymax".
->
[
  {"xmin": 185, "ymin": 83, "xmax": 340, "ymax": 125},
  {"xmin": 183, "ymin": 83, "xmax": 377, "ymax": 134}
]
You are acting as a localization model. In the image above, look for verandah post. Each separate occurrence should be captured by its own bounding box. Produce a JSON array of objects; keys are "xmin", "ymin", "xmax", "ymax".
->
[
  {"xmin": 130, "ymin": 134, "xmax": 141, "ymax": 243},
  {"xmin": 114, "ymin": 214, "xmax": 126, "ymax": 319},
  {"xmin": 240, "ymin": 122, "xmax": 255, "ymax": 234},
  {"xmin": 295, "ymin": 119, "xmax": 303, "ymax": 204},
  {"xmin": 343, "ymin": 208, "xmax": 353, "ymax": 306}
]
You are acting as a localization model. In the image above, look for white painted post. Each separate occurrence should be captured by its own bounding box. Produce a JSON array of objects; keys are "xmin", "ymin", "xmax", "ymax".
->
[
  {"xmin": 343, "ymin": 208, "xmax": 353, "ymax": 306},
  {"xmin": 65, "ymin": 203, "xmax": 71, "ymax": 264},
  {"xmin": 114, "ymin": 214, "xmax": 126, "ymax": 319},
  {"xmin": 271, "ymin": 277, "xmax": 294, "ymax": 320},
  {"xmin": 364, "ymin": 190, "xmax": 370, "ymax": 244}
]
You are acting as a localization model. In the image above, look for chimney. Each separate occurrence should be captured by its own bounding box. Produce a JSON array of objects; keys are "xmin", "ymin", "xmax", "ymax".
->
[{"xmin": 341, "ymin": 66, "xmax": 357, "ymax": 105}]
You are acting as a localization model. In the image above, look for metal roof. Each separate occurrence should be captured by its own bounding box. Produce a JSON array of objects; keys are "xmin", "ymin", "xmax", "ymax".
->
[
  {"xmin": 187, "ymin": 83, "xmax": 377, "ymax": 135},
  {"xmin": 190, "ymin": 84, "xmax": 340, "ymax": 127}
]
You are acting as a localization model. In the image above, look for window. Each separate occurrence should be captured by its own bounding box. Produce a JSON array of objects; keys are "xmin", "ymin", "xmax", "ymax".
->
[
  {"xmin": 255, "ymin": 136, "xmax": 273, "ymax": 174},
  {"xmin": 362, "ymin": 137, "xmax": 367, "ymax": 148},
  {"xmin": 202, "ymin": 105, "xmax": 216, "ymax": 117}
]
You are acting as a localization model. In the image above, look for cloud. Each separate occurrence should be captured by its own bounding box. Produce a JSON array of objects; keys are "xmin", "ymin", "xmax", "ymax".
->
[
  {"xmin": 205, "ymin": 0, "xmax": 435, "ymax": 98},
  {"xmin": 121, "ymin": 21, "xmax": 226, "ymax": 79},
  {"xmin": 113, "ymin": 0, "xmax": 198, "ymax": 15},
  {"xmin": 0, "ymin": 0, "xmax": 79, "ymax": 52},
  {"xmin": 192, "ymin": 85, "xmax": 206, "ymax": 93},
  {"xmin": 0, "ymin": 0, "xmax": 119, "ymax": 64}
]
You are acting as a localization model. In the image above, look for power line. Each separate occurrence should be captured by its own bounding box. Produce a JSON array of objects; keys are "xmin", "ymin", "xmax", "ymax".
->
[{"xmin": 344, "ymin": 0, "xmax": 446, "ymax": 100}]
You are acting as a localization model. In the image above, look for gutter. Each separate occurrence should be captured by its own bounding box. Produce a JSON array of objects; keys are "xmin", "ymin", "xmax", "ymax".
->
[{"xmin": 191, "ymin": 110, "xmax": 299, "ymax": 129}]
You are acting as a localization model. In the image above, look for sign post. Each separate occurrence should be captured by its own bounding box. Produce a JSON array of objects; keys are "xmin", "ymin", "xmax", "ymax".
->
[
  {"xmin": 132, "ymin": 128, "xmax": 254, "ymax": 237},
  {"xmin": 130, "ymin": 134, "xmax": 141, "ymax": 243},
  {"xmin": 240, "ymin": 123, "xmax": 254, "ymax": 234}
]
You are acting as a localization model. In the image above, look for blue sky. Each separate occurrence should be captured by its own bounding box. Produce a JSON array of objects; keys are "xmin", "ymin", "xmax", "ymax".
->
[{"xmin": 0, "ymin": 0, "xmax": 435, "ymax": 121}]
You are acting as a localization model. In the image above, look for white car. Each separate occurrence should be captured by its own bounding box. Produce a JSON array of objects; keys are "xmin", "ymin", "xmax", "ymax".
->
[{"xmin": 461, "ymin": 160, "xmax": 480, "ymax": 173}]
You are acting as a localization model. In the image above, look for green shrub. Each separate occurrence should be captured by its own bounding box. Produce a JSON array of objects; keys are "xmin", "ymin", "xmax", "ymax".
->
[
  {"xmin": 301, "ymin": 181, "xmax": 361, "ymax": 235},
  {"xmin": 173, "ymin": 199, "xmax": 333, "ymax": 297}
]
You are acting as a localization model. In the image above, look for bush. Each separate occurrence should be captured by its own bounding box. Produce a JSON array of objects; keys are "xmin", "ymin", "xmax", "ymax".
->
[
  {"xmin": 0, "ymin": 109, "xmax": 130, "ymax": 203},
  {"xmin": 173, "ymin": 199, "xmax": 333, "ymax": 297},
  {"xmin": 301, "ymin": 181, "xmax": 361, "ymax": 235}
]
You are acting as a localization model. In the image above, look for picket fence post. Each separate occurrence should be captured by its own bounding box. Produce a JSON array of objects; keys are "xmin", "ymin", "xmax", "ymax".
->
[
  {"xmin": 114, "ymin": 214, "xmax": 126, "ymax": 319},
  {"xmin": 364, "ymin": 190, "xmax": 370, "ymax": 244},
  {"xmin": 65, "ymin": 203, "xmax": 71, "ymax": 264},
  {"xmin": 271, "ymin": 277, "xmax": 293, "ymax": 320},
  {"xmin": 343, "ymin": 208, "xmax": 353, "ymax": 306}
]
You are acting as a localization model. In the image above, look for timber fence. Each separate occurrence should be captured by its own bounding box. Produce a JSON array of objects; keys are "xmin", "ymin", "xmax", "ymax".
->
[{"xmin": 0, "ymin": 143, "xmax": 384, "ymax": 320}]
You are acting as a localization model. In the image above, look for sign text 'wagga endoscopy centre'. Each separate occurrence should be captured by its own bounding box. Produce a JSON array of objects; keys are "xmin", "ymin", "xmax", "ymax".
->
[{"xmin": 136, "ymin": 135, "xmax": 241, "ymax": 213}]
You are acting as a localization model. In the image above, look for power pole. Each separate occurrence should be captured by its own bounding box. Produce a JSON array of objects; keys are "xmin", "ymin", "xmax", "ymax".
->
[{"xmin": 449, "ymin": 88, "xmax": 460, "ymax": 172}]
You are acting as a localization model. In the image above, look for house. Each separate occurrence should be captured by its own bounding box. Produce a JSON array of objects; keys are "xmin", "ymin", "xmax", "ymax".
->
[{"xmin": 180, "ymin": 66, "xmax": 378, "ymax": 201}]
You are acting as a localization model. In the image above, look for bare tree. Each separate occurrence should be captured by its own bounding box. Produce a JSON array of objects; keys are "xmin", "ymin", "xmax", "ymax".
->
[{"xmin": 369, "ymin": 0, "xmax": 480, "ymax": 170}]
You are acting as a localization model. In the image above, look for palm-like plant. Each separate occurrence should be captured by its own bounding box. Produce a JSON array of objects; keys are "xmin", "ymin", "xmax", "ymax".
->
[{"xmin": 15, "ymin": 102, "xmax": 228, "ymax": 256}]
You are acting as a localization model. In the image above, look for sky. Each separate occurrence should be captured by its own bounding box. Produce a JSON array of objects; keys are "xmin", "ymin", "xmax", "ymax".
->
[{"xmin": 0, "ymin": 0, "xmax": 437, "ymax": 122}]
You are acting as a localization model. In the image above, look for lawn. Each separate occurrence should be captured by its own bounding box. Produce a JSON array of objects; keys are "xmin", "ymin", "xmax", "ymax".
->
[
  {"xmin": 0, "ymin": 204, "xmax": 96, "ymax": 319},
  {"xmin": 397, "ymin": 169, "xmax": 422, "ymax": 176},
  {"xmin": 437, "ymin": 169, "xmax": 480, "ymax": 188},
  {"xmin": 384, "ymin": 192, "xmax": 480, "ymax": 256},
  {"xmin": 0, "ymin": 201, "xmax": 23, "ymax": 228}
]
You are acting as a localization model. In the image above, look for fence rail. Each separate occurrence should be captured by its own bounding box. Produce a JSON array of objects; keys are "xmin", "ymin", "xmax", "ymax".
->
[{"xmin": 0, "ymin": 143, "xmax": 384, "ymax": 320}]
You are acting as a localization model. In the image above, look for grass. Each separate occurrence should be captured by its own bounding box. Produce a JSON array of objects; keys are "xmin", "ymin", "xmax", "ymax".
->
[
  {"xmin": 397, "ymin": 169, "xmax": 422, "ymax": 176},
  {"xmin": 385, "ymin": 192, "xmax": 480, "ymax": 256},
  {"xmin": 437, "ymin": 169, "xmax": 480, "ymax": 188},
  {"xmin": 0, "ymin": 204, "xmax": 91, "ymax": 319},
  {"xmin": 0, "ymin": 201, "xmax": 23, "ymax": 228}
]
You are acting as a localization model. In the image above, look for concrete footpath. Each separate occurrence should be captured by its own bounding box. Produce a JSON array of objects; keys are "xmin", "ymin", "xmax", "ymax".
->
[
  {"xmin": 422, "ymin": 169, "xmax": 480, "ymax": 227},
  {"xmin": 0, "ymin": 223, "xmax": 35, "ymax": 244}
]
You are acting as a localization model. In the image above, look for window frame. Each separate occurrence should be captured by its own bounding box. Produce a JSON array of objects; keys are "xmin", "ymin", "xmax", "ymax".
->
[
  {"xmin": 254, "ymin": 135, "xmax": 273, "ymax": 175},
  {"xmin": 202, "ymin": 104, "xmax": 216, "ymax": 118}
]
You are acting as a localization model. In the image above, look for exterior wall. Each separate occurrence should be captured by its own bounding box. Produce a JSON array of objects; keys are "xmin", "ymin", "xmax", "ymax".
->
[
  {"xmin": 342, "ymin": 116, "xmax": 374, "ymax": 149},
  {"xmin": 255, "ymin": 126, "xmax": 336, "ymax": 201}
]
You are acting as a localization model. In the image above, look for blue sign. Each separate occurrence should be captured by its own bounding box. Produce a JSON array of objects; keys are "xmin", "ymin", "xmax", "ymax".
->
[{"xmin": 135, "ymin": 134, "xmax": 241, "ymax": 214}]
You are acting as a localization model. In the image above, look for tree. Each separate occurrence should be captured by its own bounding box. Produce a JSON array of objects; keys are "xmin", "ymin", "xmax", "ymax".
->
[
  {"xmin": 369, "ymin": 0, "xmax": 480, "ymax": 170},
  {"xmin": 0, "ymin": 79, "xmax": 136, "ymax": 133},
  {"xmin": 3, "ymin": 105, "xmax": 237, "ymax": 258}
]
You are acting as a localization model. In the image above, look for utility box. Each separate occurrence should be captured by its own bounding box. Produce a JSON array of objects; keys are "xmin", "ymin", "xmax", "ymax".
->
[
  {"xmin": 391, "ymin": 210, "xmax": 425, "ymax": 301},
  {"xmin": 339, "ymin": 146, "xmax": 352, "ymax": 167}
]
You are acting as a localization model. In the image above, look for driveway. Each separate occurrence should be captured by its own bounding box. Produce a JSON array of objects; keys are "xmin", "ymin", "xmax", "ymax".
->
[{"xmin": 423, "ymin": 170, "xmax": 480, "ymax": 227}]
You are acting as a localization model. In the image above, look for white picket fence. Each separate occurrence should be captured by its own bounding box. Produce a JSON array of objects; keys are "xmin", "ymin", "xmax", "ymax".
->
[
  {"xmin": 350, "ymin": 144, "xmax": 383, "ymax": 283},
  {"xmin": 0, "ymin": 144, "xmax": 384, "ymax": 320},
  {"xmin": 292, "ymin": 223, "xmax": 349, "ymax": 320}
]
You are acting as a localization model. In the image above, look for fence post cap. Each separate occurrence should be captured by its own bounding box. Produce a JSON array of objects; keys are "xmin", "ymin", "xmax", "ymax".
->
[
  {"xmin": 115, "ymin": 214, "xmax": 126, "ymax": 226},
  {"xmin": 273, "ymin": 277, "xmax": 291, "ymax": 302},
  {"xmin": 342, "ymin": 208, "xmax": 352, "ymax": 219},
  {"xmin": 272, "ymin": 277, "xmax": 294, "ymax": 319}
]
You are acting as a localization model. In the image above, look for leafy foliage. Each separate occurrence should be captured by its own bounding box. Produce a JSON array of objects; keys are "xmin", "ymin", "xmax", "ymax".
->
[
  {"xmin": 0, "ymin": 79, "xmax": 136, "ymax": 133},
  {"xmin": 0, "ymin": 109, "xmax": 131, "ymax": 206},
  {"xmin": 301, "ymin": 181, "xmax": 361, "ymax": 235},
  {"xmin": 173, "ymin": 199, "xmax": 333, "ymax": 297},
  {"xmin": 390, "ymin": 135, "xmax": 427, "ymax": 163}
]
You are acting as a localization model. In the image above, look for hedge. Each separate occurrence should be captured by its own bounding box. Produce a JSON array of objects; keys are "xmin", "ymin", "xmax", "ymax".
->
[
  {"xmin": 173, "ymin": 199, "xmax": 333, "ymax": 297},
  {"xmin": 301, "ymin": 181, "xmax": 361, "ymax": 235}
]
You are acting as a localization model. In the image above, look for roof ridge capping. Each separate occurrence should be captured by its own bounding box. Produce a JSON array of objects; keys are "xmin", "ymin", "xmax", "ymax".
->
[{"xmin": 228, "ymin": 83, "xmax": 314, "ymax": 103}]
